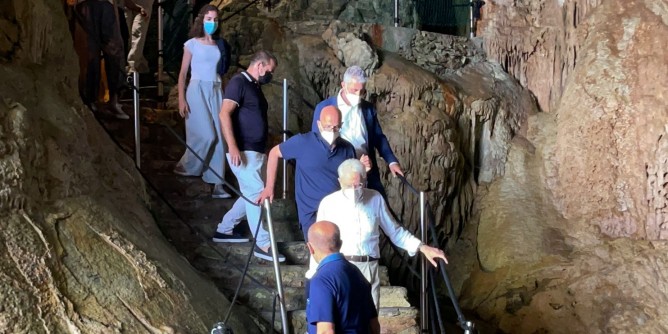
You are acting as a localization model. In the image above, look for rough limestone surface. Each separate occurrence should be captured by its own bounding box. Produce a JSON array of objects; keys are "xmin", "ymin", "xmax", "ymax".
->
[
  {"xmin": 478, "ymin": 0, "xmax": 603, "ymax": 112},
  {"xmin": 462, "ymin": 0, "xmax": 668, "ymax": 332},
  {"xmin": 321, "ymin": 21, "xmax": 379, "ymax": 72},
  {"xmin": 245, "ymin": 0, "xmax": 419, "ymax": 27},
  {"xmin": 554, "ymin": 0, "xmax": 668, "ymax": 240},
  {"xmin": 467, "ymin": 111, "xmax": 668, "ymax": 333},
  {"xmin": 338, "ymin": 0, "xmax": 419, "ymax": 28},
  {"xmin": 319, "ymin": 21, "xmax": 485, "ymax": 78},
  {"xmin": 0, "ymin": 1, "xmax": 259, "ymax": 333}
]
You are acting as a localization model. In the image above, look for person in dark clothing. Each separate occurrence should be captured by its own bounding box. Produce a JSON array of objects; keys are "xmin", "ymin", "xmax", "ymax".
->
[{"xmin": 70, "ymin": 0, "xmax": 146, "ymax": 119}]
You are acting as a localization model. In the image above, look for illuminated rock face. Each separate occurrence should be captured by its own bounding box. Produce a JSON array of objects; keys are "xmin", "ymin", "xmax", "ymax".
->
[
  {"xmin": 553, "ymin": 0, "xmax": 668, "ymax": 240},
  {"xmin": 463, "ymin": 0, "xmax": 668, "ymax": 332},
  {"xmin": 0, "ymin": 1, "xmax": 259, "ymax": 333},
  {"xmin": 478, "ymin": 0, "xmax": 604, "ymax": 113}
]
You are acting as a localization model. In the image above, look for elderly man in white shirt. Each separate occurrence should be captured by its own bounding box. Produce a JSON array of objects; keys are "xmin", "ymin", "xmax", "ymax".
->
[{"xmin": 311, "ymin": 159, "xmax": 448, "ymax": 310}]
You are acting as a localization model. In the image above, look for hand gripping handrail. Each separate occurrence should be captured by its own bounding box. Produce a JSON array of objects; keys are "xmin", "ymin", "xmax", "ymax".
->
[{"xmin": 396, "ymin": 175, "xmax": 475, "ymax": 333}]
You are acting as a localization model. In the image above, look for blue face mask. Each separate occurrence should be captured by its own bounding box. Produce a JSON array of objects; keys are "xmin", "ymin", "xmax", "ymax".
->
[{"xmin": 203, "ymin": 21, "xmax": 217, "ymax": 35}]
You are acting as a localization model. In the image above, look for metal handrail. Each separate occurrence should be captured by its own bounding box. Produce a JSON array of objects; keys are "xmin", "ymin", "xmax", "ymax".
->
[
  {"xmin": 420, "ymin": 191, "xmax": 429, "ymax": 331},
  {"xmin": 132, "ymin": 72, "xmax": 141, "ymax": 168},
  {"xmin": 396, "ymin": 175, "xmax": 474, "ymax": 333},
  {"xmin": 263, "ymin": 199, "xmax": 289, "ymax": 334},
  {"xmin": 282, "ymin": 79, "xmax": 288, "ymax": 199}
]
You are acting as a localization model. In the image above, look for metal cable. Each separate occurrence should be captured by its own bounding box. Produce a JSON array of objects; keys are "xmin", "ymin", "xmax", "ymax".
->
[
  {"xmin": 161, "ymin": 122, "xmax": 260, "ymax": 206},
  {"xmin": 157, "ymin": 122, "xmax": 283, "ymax": 326},
  {"xmin": 429, "ymin": 268, "xmax": 446, "ymax": 334},
  {"xmin": 223, "ymin": 209, "xmax": 264, "ymax": 324}
]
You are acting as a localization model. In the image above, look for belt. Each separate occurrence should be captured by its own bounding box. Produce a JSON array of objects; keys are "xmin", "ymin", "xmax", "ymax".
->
[{"xmin": 344, "ymin": 255, "xmax": 379, "ymax": 262}]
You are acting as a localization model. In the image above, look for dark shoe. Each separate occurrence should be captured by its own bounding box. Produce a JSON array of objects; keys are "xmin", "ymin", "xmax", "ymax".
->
[
  {"xmin": 173, "ymin": 164, "xmax": 196, "ymax": 177},
  {"xmin": 254, "ymin": 246, "xmax": 286, "ymax": 262},
  {"xmin": 212, "ymin": 232, "xmax": 249, "ymax": 243},
  {"xmin": 212, "ymin": 184, "xmax": 232, "ymax": 199}
]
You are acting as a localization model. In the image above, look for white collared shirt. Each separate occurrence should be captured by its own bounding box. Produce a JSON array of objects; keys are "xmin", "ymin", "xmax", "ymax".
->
[
  {"xmin": 317, "ymin": 188, "xmax": 422, "ymax": 258},
  {"xmin": 337, "ymin": 90, "xmax": 368, "ymax": 157}
]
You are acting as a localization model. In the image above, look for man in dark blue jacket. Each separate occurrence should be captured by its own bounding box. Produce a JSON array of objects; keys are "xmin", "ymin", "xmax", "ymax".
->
[{"xmin": 311, "ymin": 66, "xmax": 403, "ymax": 197}]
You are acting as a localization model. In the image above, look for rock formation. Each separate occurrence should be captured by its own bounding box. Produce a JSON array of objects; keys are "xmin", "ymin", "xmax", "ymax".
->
[
  {"xmin": 478, "ymin": 0, "xmax": 603, "ymax": 112},
  {"xmin": 0, "ymin": 1, "xmax": 259, "ymax": 332},
  {"xmin": 4, "ymin": 0, "xmax": 667, "ymax": 332},
  {"xmin": 462, "ymin": 0, "xmax": 668, "ymax": 332}
]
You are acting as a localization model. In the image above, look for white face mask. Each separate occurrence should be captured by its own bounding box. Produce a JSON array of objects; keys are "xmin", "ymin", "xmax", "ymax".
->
[
  {"xmin": 321, "ymin": 130, "xmax": 339, "ymax": 145},
  {"xmin": 345, "ymin": 88, "xmax": 361, "ymax": 107},
  {"xmin": 342, "ymin": 187, "xmax": 363, "ymax": 203}
]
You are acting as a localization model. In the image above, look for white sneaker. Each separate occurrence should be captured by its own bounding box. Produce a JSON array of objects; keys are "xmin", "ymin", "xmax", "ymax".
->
[
  {"xmin": 108, "ymin": 104, "xmax": 129, "ymax": 120},
  {"xmin": 212, "ymin": 184, "xmax": 232, "ymax": 199}
]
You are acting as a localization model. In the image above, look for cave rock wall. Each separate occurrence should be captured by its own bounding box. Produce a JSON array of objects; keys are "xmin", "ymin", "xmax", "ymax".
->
[
  {"xmin": 0, "ymin": 1, "xmax": 259, "ymax": 332},
  {"xmin": 478, "ymin": 0, "xmax": 603, "ymax": 112}
]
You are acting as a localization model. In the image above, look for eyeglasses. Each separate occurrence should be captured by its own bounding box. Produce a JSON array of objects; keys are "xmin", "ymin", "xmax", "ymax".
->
[
  {"xmin": 345, "ymin": 180, "xmax": 366, "ymax": 189},
  {"xmin": 321, "ymin": 123, "xmax": 343, "ymax": 131}
]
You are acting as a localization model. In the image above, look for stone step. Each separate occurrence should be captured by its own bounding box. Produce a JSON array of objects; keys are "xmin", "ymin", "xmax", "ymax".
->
[
  {"xmin": 192, "ymin": 216, "xmax": 303, "ymax": 244},
  {"xmin": 269, "ymin": 307, "xmax": 419, "ymax": 334},
  {"xmin": 244, "ymin": 285, "xmax": 410, "ymax": 313},
  {"xmin": 199, "ymin": 261, "xmax": 392, "ymax": 289},
  {"xmin": 196, "ymin": 241, "xmax": 310, "ymax": 265}
]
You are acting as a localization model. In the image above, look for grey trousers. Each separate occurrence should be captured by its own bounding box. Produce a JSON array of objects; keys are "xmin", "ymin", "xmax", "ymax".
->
[
  {"xmin": 350, "ymin": 260, "xmax": 381, "ymax": 312},
  {"xmin": 176, "ymin": 80, "xmax": 226, "ymax": 184}
]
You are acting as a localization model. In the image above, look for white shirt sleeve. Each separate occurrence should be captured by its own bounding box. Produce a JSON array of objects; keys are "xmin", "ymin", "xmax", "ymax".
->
[{"xmin": 376, "ymin": 195, "xmax": 422, "ymax": 256}]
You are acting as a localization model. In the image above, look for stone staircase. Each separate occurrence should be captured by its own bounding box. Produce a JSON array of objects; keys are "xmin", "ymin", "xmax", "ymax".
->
[
  {"xmin": 190, "ymin": 200, "xmax": 421, "ymax": 333},
  {"xmin": 98, "ymin": 114, "xmax": 422, "ymax": 333}
]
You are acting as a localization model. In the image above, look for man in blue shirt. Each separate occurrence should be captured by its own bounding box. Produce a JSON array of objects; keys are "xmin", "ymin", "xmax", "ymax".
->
[
  {"xmin": 311, "ymin": 66, "xmax": 403, "ymax": 197},
  {"xmin": 306, "ymin": 220, "xmax": 379, "ymax": 334},
  {"xmin": 257, "ymin": 106, "xmax": 368, "ymax": 240}
]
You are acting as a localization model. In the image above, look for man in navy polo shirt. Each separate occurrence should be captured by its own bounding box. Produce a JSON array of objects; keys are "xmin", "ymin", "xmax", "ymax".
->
[
  {"xmin": 257, "ymin": 105, "xmax": 368, "ymax": 240},
  {"xmin": 214, "ymin": 50, "xmax": 285, "ymax": 262},
  {"xmin": 306, "ymin": 220, "xmax": 379, "ymax": 334}
]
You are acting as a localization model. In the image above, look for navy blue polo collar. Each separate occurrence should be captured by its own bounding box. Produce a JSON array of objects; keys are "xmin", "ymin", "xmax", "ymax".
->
[
  {"xmin": 241, "ymin": 71, "xmax": 259, "ymax": 85},
  {"xmin": 317, "ymin": 252, "xmax": 345, "ymax": 270}
]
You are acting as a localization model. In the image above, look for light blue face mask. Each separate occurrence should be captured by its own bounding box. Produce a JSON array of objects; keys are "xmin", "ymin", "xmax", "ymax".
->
[{"xmin": 203, "ymin": 21, "xmax": 217, "ymax": 35}]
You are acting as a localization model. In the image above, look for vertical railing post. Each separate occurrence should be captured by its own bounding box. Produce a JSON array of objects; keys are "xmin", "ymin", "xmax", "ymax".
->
[
  {"xmin": 394, "ymin": 0, "xmax": 399, "ymax": 27},
  {"xmin": 464, "ymin": 321, "xmax": 475, "ymax": 334},
  {"xmin": 419, "ymin": 191, "xmax": 428, "ymax": 332},
  {"xmin": 263, "ymin": 199, "xmax": 289, "ymax": 334},
  {"xmin": 469, "ymin": 0, "xmax": 475, "ymax": 38},
  {"xmin": 133, "ymin": 71, "xmax": 141, "ymax": 169},
  {"xmin": 282, "ymin": 79, "xmax": 288, "ymax": 199},
  {"xmin": 157, "ymin": 0, "xmax": 164, "ymax": 99}
]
